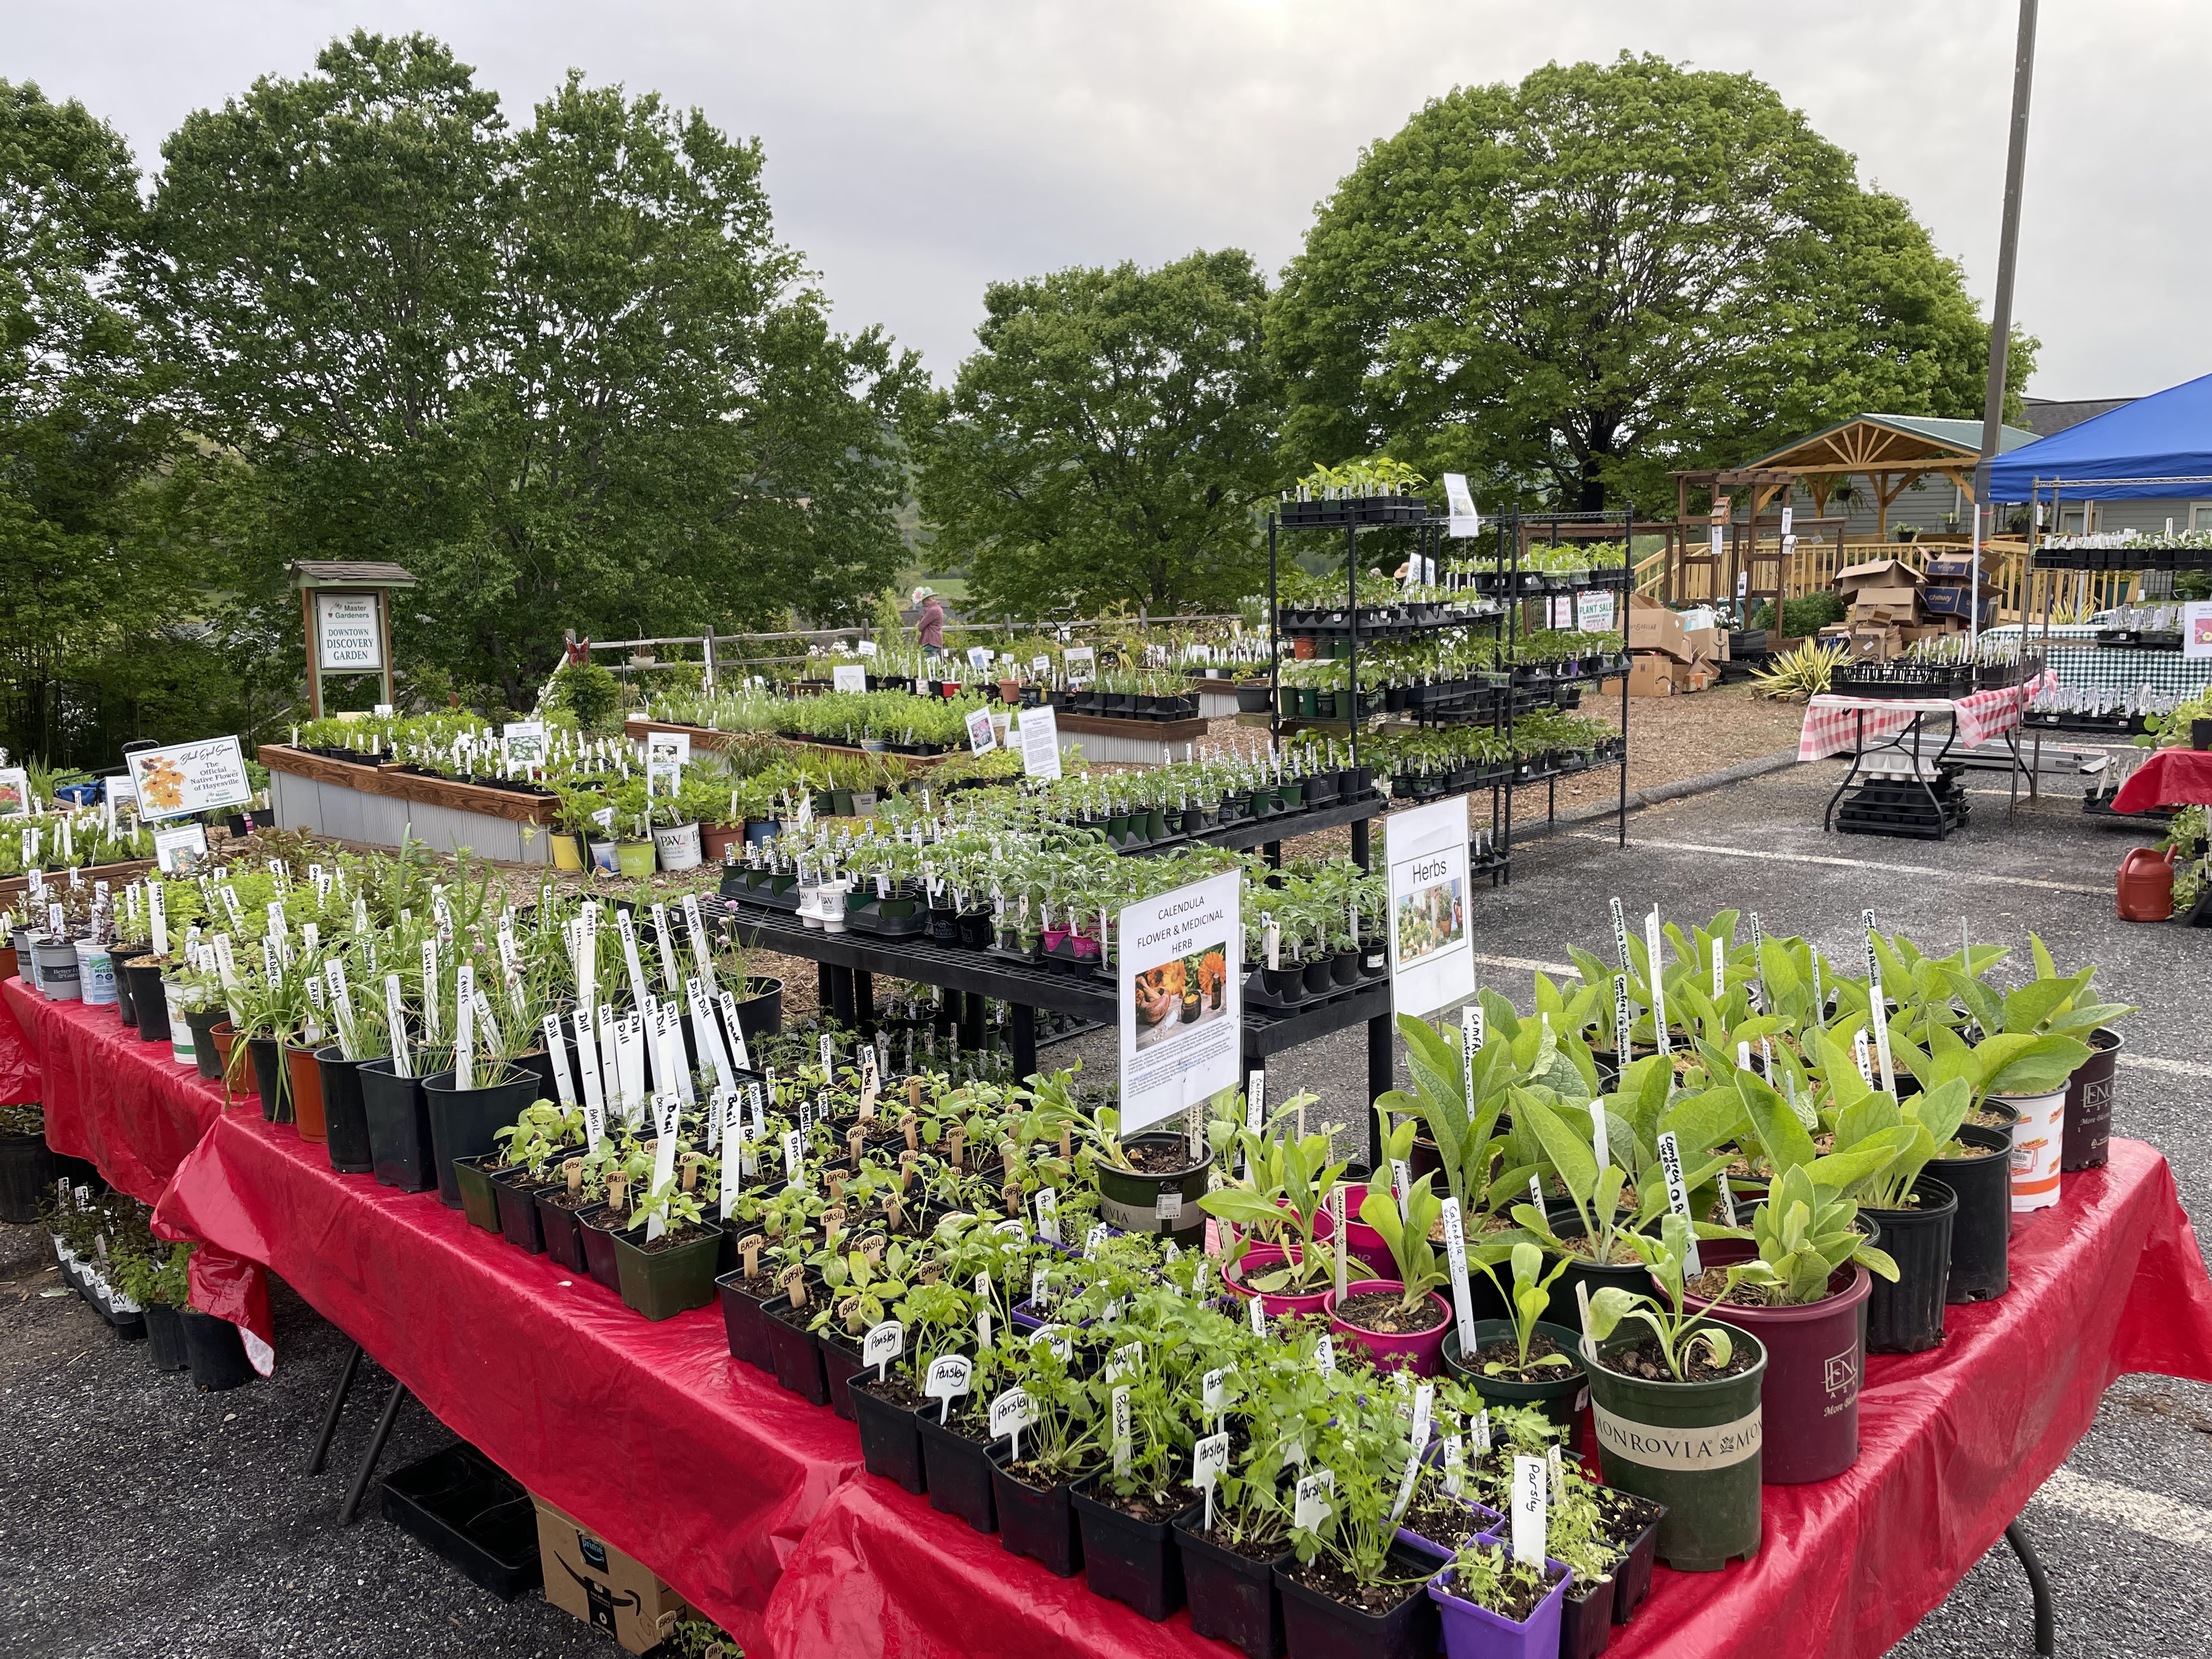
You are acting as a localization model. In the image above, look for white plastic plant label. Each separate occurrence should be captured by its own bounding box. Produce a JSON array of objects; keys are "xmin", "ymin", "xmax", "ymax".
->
[
  {"xmin": 1440, "ymin": 1197, "xmax": 1477, "ymax": 1358},
  {"xmin": 989, "ymin": 1385, "xmax": 1034, "ymax": 1461},
  {"xmin": 1511, "ymin": 1455, "xmax": 1548, "ymax": 1567},
  {"xmin": 1655, "ymin": 1131, "xmax": 1701, "ymax": 1277},
  {"xmin": 1331, "ymin": 1185, "xmax": 1348, "ymax": 1303},
  {"xmin": 1475, "ymin": 1408, "xmax": 1491, "ymax": 1453},
  {"xmin": 717, "ymin": 990, "xmax": 752, "ymax": 1073},
  {"xmin": 1314, "ymin": 1334, "xmax": 1335, "ymax": 1375},
  {"xmin": 1609, "ymin": 897, "xmax": 1630, "ymax": 973},
  {"xmin": 1085, "ymin": 1222, "xmax": 1108, "ymax": 1257},
  {"xmin": 616, "ymin": 910, "xmax": 650, "ymax": 1012},
  {"xmin": 1249, "ymin": 1289, "xmax": 1267, "ymax": 1336},
  {"xmin": 1033, "ymin": 1186, "xmax": 1060, "ymax": 1244},
  {"xmin": 1711, "ymin": 938, "xmax": 1725, "ymax": 1000},
  {"xmin": 453, "ymin": 966, "xmax": 477, "ymax": 1091},
  {"xmin": 1111, "ymin": 1385, "xmax": 1132, "ymax": 1475},
  {"xmin": 1645, "ymin": 909, "xmax": 1671, "ymax": 1056},
  {"xmin": 1293, "ymin": 1469, "xmax": 1335, "ymax": 1533},
  {"xmin": 781, "ymin": 1127, "xmax": 805, "ymax": 1188},
  {"xmin": 1193, "ymin": 1430, "xmax": 1231, "ymax": 1528},
  {"xmin": 383, "ymin": 975, "xmax": 412, "ymax": 1078},
  {"xmin": 573, "ymin": 1011, "xmax": 606, "ymax": 1149},
  {"xmin": 543, "ymin": 1015, "xmax": 577, "ymax": 1104},
  {"xmin": 864, "ymin": 1319, "xmax": 903, "ymax": 1381},
  {"xmin": 1030, "ymin": 1266, "xmax": 1048, "ymax": 1309},
  {"xmin": 924, "ymin": 1355, "xmax": 972, "ymax": 1424}
]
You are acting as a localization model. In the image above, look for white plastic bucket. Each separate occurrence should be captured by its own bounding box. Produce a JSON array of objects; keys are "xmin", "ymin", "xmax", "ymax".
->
[
  {"xmin": 2002, "ymin": 1087, "xmax": 2067, "ymax": 1213},
  {"xmin": 652, "ymin": 820, "xmax": 703, "ymax": 872},
  {"xmin": 75, "ymin": 939, "xmax": 116, "ymax": 1007}
]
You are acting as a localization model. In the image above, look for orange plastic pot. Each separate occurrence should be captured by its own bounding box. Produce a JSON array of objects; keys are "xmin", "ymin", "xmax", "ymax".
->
[
  {"xmin": 209, "ymin": 1020, "xmax": 250, "ymax": 1104},
  {"xmin": 285, "ymin": 1044, "xmax": 327, "ymax": 1142}
]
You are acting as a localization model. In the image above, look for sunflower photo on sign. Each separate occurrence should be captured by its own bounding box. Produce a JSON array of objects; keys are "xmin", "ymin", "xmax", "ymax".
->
[{"xmin": 0, "ymin": 768, "xmax": 27, "ymax": 819}]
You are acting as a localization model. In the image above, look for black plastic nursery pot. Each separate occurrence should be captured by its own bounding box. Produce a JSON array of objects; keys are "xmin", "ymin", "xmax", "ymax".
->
[
  {"xmin": 1938, "ymin": 1129, "xmax": 2012, "ymax": 1304},
  {"xmin": 849, "ymin": 1374, "xmax": 928, "ymax": 1496},
  {"xmin": 184, "ymin": 1008, "xmax": 228, "ymax": 1081},
  {"xmin": 422, "ymin": 1068, "xmax": 541, "ymax": 1210},
  {"xmin": 1561, "ymin": 1570, "xmax": 1618, "ymax": 1659},
  {"xmin": 143, "ymin": 1302, "xmax": 191, "ymax": 1372},
  {"xmin": 1173, "ymin": 1514, "xmax": 1290, "ymax": 1659},
  {"xmin": 1093, "ymin": 1132, "xmax": 1210, "ymax": 1246},
  {"xmin": 818, "ymin": 1327, "xmax": 867, "ymax": 1421},
  {"xmin": 247, "ymin": 1036, "xmax": 290, "ymax": 1124},
  {"xmin": 1606, "ymin": 1495, "xmax": 1666, "ymax": 1626},
  {"xmin": 1441, "ymin": 1319, "xmax": 1588, "ymax": 1444},
  {"xmin": 358, "ymin": 1058, "xmax": 436, "ymax": 1193},
  {"xmin": 990, "ymin": 1445, "xmax": 1084, "ymax": 1576},
  {"xmin": 539, "ymin": 1193, "xmax": 602, "ymax": 1275},
  {"xmin": 124, "ymin": 958, "xmax": 172, "ymax": 1044},
  {"xmin": 1544, "ymin": 1214, "xmax": 1652, "ymax": 1334},
  {"xmin": 611, "ymin": 1222, "xmax": 724, "ymax": 1321},
  {"xmin": 452, "ymin": 1155, "xmax": 505, "ymax": 1234},
  {"xmin": 108, "ymin": 942, "xmax": 151, "ymax": 1025},
  {"xmin": 1861, "ymin": 1177, "xmax": 1957, "ymax": 1353},
  {"xmin": 490, "ymin": 1165, "xmax": 554, "ymax": 1254},
  {"xmin": 578, "ymin": 1211, "xmax": 624, "ymax": 1293},
  {"xmin": 917, "ymin": 1409, "xmax": 999, "ymax": 1535},
  {"xmin": 1274, "ymin": 1536, "xmax": 1449, "ymax": 1659},
  {"xmin": 2062, "ymin": 1027, "xmax": 2122, "ymax": 1171},
  {"xmin": 1585, "ymin": 1322, "xmax": 1766, "ymax": 1573},
  {"xmin": 0, "ymin": 1131, "xmax": 58, "ymax": 1225},
  {"xmin": 182, "ymin": 1308, "xmax": 256, "ymax": 1391},
  {"xmin": 1070, "ymin": 1476, "xmax": 1195, "ymax": 1622},
  {"xmin": 761, "ymin": 1293, "xmax": 831, "ymax": 1406},
  {"xmin": 714, "ymin": 1266, "xmax": 780, "ymax": 1371}
]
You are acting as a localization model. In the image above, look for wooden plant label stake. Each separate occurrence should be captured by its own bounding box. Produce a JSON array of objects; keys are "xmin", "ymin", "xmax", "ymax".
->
[
  {"xmin": 924, "ymin": 1355, "xmax": 971, "ymax": 1425},
  {"xmin": 1655, "ymin": 1131, "xmax": 1701, "ymax": 1277},
  {"xmin": 1440, "ymin": 1197, "xmax": 1477, "ymax": 1358},
  {"xmin": 864, "ymin": 1319, "xmax": 902, "ymax": 1383},
  {"xmin": 1511, "ymin": 1455, "xmax": 1548, "ymax": 1567},
  {"xmin": 1194, "ymin": 1431, "xmax": 1231, "ymax": 1531}
]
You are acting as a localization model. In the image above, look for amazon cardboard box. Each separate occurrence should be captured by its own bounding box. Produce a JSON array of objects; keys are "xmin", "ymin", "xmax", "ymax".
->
[
  {"xmin": 1925, "ymin": 550, "xmax": 2002, "ymax": 583},
  {"xmin": 1628, "ymin": 652, "xmax": 1686, "ymax": 696},
  {"xmin": 1682, "ymin": 655, "xmax": 1723, "ymax": 692},
  {"xmin": 533, "ymin": 1497, "xmax": 688, "ymax": 1655},
  {"xmin": 1847, "ymin": 627, "xmax": 1905, "ymax": 663},
  {"xmin": 1627, "ymin": 594, "xmax": 1691, "ymax": 662}
]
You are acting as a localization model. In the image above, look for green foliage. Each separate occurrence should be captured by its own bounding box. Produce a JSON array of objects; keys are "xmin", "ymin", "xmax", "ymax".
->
[
  {"xmin": 1748, "ymin": 590, "xmax": 1847, "ymax": 638},
  {"xmin": 1269, "ymin": 52, "xmax": 2030, "ymax": 513},
  {"xmin": 916, "ymin": 249, "xmax": 1281, "ymax": 618},
  {"xmin": 548, "ymin": 659, "xmax": 622, "ymax": 732}
]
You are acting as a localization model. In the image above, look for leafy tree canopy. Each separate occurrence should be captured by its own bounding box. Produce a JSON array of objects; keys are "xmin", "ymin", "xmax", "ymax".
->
[
  {"xmin": 917, "ymin": 249, "xmax": 1279, "ymax": 620},
  {"xmin": 1270, "ymin": 52, "xmax": 2032, "ymax": 512}
]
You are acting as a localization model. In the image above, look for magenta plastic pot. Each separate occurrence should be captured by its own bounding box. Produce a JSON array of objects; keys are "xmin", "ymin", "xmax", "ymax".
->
[
  {"xmin": 1325, "ymin": 1187, "xmax": 1400, "ymax": 1278},
  {"xmin": 1429, "ymin": 1554, "xmax": 1572, "ymax": 1659},
  {"xmin": 1676, "ymin": 1240, "xmax": 1869, "ymax": 1485},
  {"xmin": 1325, "ymin": 1278, "xmax": 1452, "ymax": 1375},
  {"xmin": 1222, "ymin": 1244, "xmax": 1334, "ymax": 1321}
]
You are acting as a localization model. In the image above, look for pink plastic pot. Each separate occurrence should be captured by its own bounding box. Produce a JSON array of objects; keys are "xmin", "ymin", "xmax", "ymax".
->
[
  {"xmin": 1325, "ymin": 1278, "xmax": 1452, "ymax": 1375},
  {"xmin": 1327, "ymin": 1184, "xmax": 1399, "ymax": 1278},
  {"xmin": 1223, "ymin": 1244, "xmax": 1333, "ymax": 1321}
]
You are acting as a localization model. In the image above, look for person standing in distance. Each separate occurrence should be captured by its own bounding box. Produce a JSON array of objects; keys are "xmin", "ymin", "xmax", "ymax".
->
[{"xmin": 912, "ymin": 586, "xmax": 946, "ymax": 658}]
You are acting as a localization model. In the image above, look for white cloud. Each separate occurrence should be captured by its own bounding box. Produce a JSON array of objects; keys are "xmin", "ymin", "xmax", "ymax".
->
[{"xmin": 8, "ymin": 0, "xmax": 2207, "ymax": 399}]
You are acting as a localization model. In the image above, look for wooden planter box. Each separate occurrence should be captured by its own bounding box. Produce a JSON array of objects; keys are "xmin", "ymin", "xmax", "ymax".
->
[{"xmin": 261, "ymin": 746, "xmax": 558, "ymax": 865}]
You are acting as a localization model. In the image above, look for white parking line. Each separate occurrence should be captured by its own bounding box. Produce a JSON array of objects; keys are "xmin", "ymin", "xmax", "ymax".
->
[
  {"xmin": 2035, "ymin": 1469, "xmax": 2212, "ymax": 1552},
  {"xmin": 1472, "ymin": 952, "xmax": 1576, "ymax": 978},
  {"xmin": 2118, "ymin": 1054, "xmax": 2212, "ymax": 1082},
  {"xmin": 1572, "ymin": 833, "xmax": 2108, "ymax": 896}
]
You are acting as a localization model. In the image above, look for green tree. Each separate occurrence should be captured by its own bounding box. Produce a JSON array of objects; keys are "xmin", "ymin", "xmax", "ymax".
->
[
  {"xmin": 1270, "ymin": 53, "xmax": 2032, "ymax": 512},
  {"xmin": 917, "ymin": 249, "xmax": 1280, "ymax": 619}
]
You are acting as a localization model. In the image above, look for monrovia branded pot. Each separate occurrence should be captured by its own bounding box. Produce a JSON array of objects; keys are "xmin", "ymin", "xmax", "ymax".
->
[
  {"xmin": 313, "ymin": 1046, "xmax": 375, "ymax": 1174},
  {"xmin": 1325, "ymin": 1278, "xmax": 1451, "ymax": 1375},
  {"xmin": 1071, "ymin": 1475, "xmax": 1194, "ymax": 1621},
  {"xmin": 143, "ymin": 1302, "xmax": 191, "ymax": 1372},
  {"xmin": 1937, "ymin": 1126, "xmax": 2012, "ymax": 1304},
  {"xmin": 651, "ymin": 819, "xmax": 703, "ymax": 871},
  {"xmin": 247, "ymin": 1036, "xmax": 291, "ymax": 1124},
  {"xmin": 284, "ymin": 1044, "xmax": 327, "ymax": 1142},
  {"xmin": 1093, "ymin": 1132, "xmax": 1209, "ymax": 1246},
  {"xmin": 1276, "ymin": 1536, "xmax": 1449, "ymax": 1659},
  {"xmin": 1585, "ymin": 1321, "xmax": 1766, "ymax": 1572},
  {"xmin": 2000, "ymin": 1088, "xmax": 2066, "ymax": 1213},
  {"xmin": 421, "ymin": 1068, "xmax": 541, "ymax": 1210},
  {"xmin": 849, "ymin": 1375, "xmax": 928, "ymax": 1496},
  {"xmin": 1678, "ymin": 1241, "xmax": 1869, "ymax": 1485},
  {"xmin": 1861, "ymin": 1177, "xmax": 1956, "ymax": 1353},
  {"xmin": 612, "ymin": 1221, "xmax": 724, "ymax": 1321},
  {"xmin": 1174, "ymin": 1516, "xmax": 1290, "ymax": 1659},
  {"xmin": 1441, "ymin": 1319, "xmax": 1588, "ymax": 1439},
  {"xmin": 74, "ymin": 939, "xmax": 116, "ymax": 1008},
  {"xmin": 991, "ymin": 1444, "xmax": 1084, "ymax": 1576},
  {"xmin": 917, "ymin": 1410, "xmax": 998, "ymax": 1534},
  {"xmin": 358, "ymin": 1058, "xmax": 436, "ymax": 1192},
  {"xmin": 185, "ymin": 1008, "xmax": 229, "ymax": 1081},
  {"xmin": 123, "ymin": 957, "xmax": 170, "ymax": 1039},
  {"xmin": 2062, "ymin": 1028, "xmax": 2122, "ymax": 1171},
  {"xmin": 182, "ymin": 1308, "xmax": 257, "ymax": 1391}
]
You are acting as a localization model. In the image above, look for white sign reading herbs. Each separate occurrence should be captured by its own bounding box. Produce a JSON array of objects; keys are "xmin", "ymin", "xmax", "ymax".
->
[
  {"xmin": 1386, "ymin": 794, "xmax": 1475, "ymax": 1020},
  {"xmin": 1117, "ymin": 871, "xmax": 1241, "ymax": 1136},
  {"xmin": 126, "ymin": 736, "xmax": 253, "ymax": 822},
  {"xmin": 314, "ymin": 591, "xmax": 383, "ymax": 672}
]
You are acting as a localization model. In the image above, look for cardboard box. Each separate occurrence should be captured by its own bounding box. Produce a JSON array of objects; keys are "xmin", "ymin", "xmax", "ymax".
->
[
  {"xmin": 1921, "ymin": 584, "xmax": 2000, "ymax": 618},
  {"xmin": 1680, "ymin": 624, "xmax": 1720, "ymax": 663},
  {"xmin": 1628, "ymin": 653, "xmax": 1685, "ymax": 696},
  {"xmin": 1836, "ymin": 558, "xmax": 1926, "ymax": 594},
  {"xmin": 1626, "ymin": 594, "xmax": 1690, "ymax": 662},
  {"xmin": 1849, "ymin": 584, "xmax": 1925, "ymax": 613},
  {"xmin": 1847, "ymin": 628, "xmax": 1904, "ymax": 663},
  {"xmin": 534, "ymin": 1498, "xmax": 688, "ymax": 1655},
  {"xmin": 1683, "ymin": 656, "xmax": 1723, "ymax": 692},
  {"xmin": 1924, "ymin": 551, "xmax": 2002, "ymax": 582}
]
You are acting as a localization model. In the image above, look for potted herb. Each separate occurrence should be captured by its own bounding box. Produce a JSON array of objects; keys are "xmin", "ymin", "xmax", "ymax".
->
[
  {"xmin": 989, "ymin": 1316, "xmax": 1104, "ymax": 1576},
  {"xmin": 1442, "ymin": 1240, "xmax": 1584, "ymax": 1434},
  {"xmin": 1426, "ymin": 1538, "xmax": 1571, "ymax": 1659},
  {"xmin": 612, "ymin": 1161, "xmax": 726, "ymax": 1321},
  {"xmin": 1327, "ymin": 1122, "xmax": 1453, "ymax": 1375},
  {"xmin": 1032, "ymin": 1074, "xmax": 1210, "ymax": 1248},
  {"xmin": 1202, "ymin": 1102, "xmax": 1345, "ymax": 1319}
]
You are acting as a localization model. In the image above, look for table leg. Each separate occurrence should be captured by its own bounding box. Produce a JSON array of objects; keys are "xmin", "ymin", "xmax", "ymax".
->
[
  {"xmin": 816, "ymin": 961, "xmax": 834, "ymax": 1020},
  {"xmin": 1011, "ymin": 1005, "xmax": 1036, "ymax": 1082},
  {"xmin": 1825, "ymin": 709, "xmax": 1867, "ymax": 831},
  {"xmin": 306, "ymin": 1340, "xmax": 363, "ymax": 1476},
  {"xmin": 959, "ymin": 992, "xmax": 985, "ymax": 1056},
  {"xmin": 1263, "ymin": 839, "xmax": 1282, "ymax": 870},
  {"xmin": 338, "ymin": 1378, "xmax": 408, "ymax": 1527},
  {"xmin": 2006, "ymin": 1519, "xmax": 2055, "ymax": 1656},
  {"xmin": 830, "ymin": 967, "xmax": 856, "ymax": 1031},
  {"xmin": 853, "ymin": 970, "xmax": 874, "ymax": 1040},
  {"xmin": 1365, "ymin": 1014, "xmax": 1393, "ymax": 1171}
]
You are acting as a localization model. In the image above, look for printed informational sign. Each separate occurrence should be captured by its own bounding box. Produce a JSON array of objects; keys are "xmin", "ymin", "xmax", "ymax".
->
[
  {"xmin": 0, "ymin": 766, "xmax": 27, "ymax": 819},
  {"xmin": 1018, "ymin": 705, "xmax": 1062, "ymax": 780},
  {"xmin": 1442, "ymin": 472, "xmax": 1480, "ymax": 538},
  {"xmin": 314, "ymin": 591, "xmax": 383, "ymax": 672},
  {"xmin": 153, "ymin": 824, "xmax": 209, "ymax": 873},
  {"xmin": 2185, "ymin": 600, "xmax": 2212, "ymax": 659},
  {"xmin": 832, "ymin": 664, "xmax": 869, "ymax": 693},
  {"xmin": 965, "ymin": 708, "xmax": 998, "ymax": 756},
  {"xmin": 501, "ymin": 720, "xmax": 547, "ymax": 765},
  {"xmin": 126, "ymin": 736, "xmax": 252, "ymax": 821},
  {"xmin": 1386, "ymin": 795, "xmax": 1475, "ymax": 1020},
  {"xmin": 1118, "ymin": 871, "xmax": 1241, "ymax": 1135},
  {"xmin": 644, "ymin": 730, "xmax": 690, "ymax": 789},
  {"xmin": 1063, "ymin": 645, "xmax": 1096, "ymax": 686},
  {"xmin": 1576, "ymin": 589, "xmax": 1617, "ymax": 633}
]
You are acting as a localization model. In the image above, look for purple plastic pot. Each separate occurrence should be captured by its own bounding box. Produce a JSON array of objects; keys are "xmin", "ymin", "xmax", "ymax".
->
[
  {"xmin": 1395, "ymin": 1494, "xmax": 1503, "ymax": 1559},
  {"xmin": 1677, "ymin": 1240, "xmax": 1870, "ymax": 1484},
  {"xmin": 1429, "ymin": 1553, "xmax": 1571, "ymax": 1659},
  {"xmin": 1222, "ymin": 1244, "xmax": 1334, "ymax": 1321},
  {"xmin": 1325, "ymin": 1278, "xmax": 1452, "ymax": 1376}
]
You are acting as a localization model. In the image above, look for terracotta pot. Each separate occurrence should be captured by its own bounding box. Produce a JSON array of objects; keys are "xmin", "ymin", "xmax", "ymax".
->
[
  {"xmin": 701, "ymin": 822, "xmax": 746, "ymax": 864},
  {"xmin": 284, "ymin": 1043, "xmax": 326, "ymax": 1141},
  {"xmin": 208, "ymin": 1020, "xmax": 249, "ymax": 1103}
]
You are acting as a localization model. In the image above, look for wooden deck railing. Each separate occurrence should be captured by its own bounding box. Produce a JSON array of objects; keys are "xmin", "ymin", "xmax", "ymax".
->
[{"xmin": 1659, "ymin": 538, "xmax": 2140, "ymax": 625}]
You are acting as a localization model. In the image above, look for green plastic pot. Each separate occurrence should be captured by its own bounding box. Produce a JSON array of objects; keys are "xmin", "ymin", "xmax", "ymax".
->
[
  {"xmin": 452, "ymin": 1155, "xmax": 505, "ymax": 1234},
  {"xmin": 1441, "ymin": 1319, "xmax": 1588, "ymax": 1438},
  {"xmin": 615, "ymin": 839, "xmax": 657, "ymax": 878},
  {"xmin": 1093, "ymin": 1132, "xmax": 1209, "ymax": 1248},
  {"xmin": 1584, "ymin": 1321, "xmax": 1765, "ymax": 1572},
  {"xmin": 612, "ymin": 1222, "xmax": 726, "ymax": 1321}
]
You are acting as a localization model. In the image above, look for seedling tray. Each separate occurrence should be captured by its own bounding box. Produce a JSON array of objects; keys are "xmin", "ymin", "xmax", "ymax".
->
[{"xmin": 379, "ymin": 1444, "xmax": 541, "ymax": 1601}]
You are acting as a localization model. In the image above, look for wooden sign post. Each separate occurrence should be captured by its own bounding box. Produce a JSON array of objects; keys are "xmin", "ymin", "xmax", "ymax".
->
[{"xmin": 291, "ymin": 561, "xmax": 417, "ymax": 718}]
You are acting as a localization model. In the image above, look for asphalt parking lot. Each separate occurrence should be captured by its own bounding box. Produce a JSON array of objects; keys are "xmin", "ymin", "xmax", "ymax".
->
[{"xmin": 3, "ymin": 752, "xmax": 2205, "ymax": 1657}]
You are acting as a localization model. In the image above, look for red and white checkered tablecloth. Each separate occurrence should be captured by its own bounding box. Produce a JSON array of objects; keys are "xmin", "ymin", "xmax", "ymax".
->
[{"xmin": 1798, "ymin": 671, "xmax": 2056, "ymax": 761}]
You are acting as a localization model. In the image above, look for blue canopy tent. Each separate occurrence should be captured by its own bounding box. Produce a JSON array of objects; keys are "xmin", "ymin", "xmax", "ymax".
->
[{"xmin": 1987, "ymin": 371, "xmax": 2212, "ymax": 500}]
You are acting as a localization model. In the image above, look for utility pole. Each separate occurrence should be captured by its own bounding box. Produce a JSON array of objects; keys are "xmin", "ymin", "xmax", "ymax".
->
[{"xmin": 1973, "ymin": 0, "xmax": 2039, "ymax": 509}]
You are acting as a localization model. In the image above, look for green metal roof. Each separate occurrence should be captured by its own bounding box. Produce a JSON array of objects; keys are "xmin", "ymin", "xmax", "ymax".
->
[{"xmin": 1746, "ymin": 414, "xmax": 2040, "ymax": 470}]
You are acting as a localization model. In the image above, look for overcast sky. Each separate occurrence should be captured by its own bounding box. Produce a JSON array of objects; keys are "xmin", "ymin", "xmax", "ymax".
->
[{"xmin": 7, "ymin": 1, "xmax": 2207, "ymax": 403}]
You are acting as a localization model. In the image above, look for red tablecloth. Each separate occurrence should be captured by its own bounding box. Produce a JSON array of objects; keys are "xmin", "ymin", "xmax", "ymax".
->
[
  {"xmin": 149, "ymin": 1079, "xmax": 2212, "ymax": 1659},
  {"xmin": 0, "ymin": 970, "xmax": 37, "ymax": 1104},
  {"xmin": 1797, "ymin": 672, "xmax": 2053, "ymax": 762},
  {"xmin": 2111, "ymin": 747, "xmax": 2212, "ymax": 813}
]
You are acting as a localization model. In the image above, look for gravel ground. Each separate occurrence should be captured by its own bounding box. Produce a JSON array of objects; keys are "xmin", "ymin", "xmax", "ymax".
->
[{"xmin": 3, "ymin": 750, "xmax": 2206, "ymax": 1657}]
